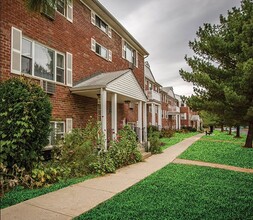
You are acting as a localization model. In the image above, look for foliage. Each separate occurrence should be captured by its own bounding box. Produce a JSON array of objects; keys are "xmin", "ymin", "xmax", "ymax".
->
[
  {"xmin": 89, "ymin": 126, "xmax": 142, "ymax": 174},
  {"xmin": 89, "ymin": 151, "xmax": 116, "ymax": 175},
  {"xmin": 1, "ymin": 174, "xmax": 96, "ymax": 209},
  {"xmin": 53, "ymin": 117, "xmax": 102, "ymax": 177},
  {"xmin": 148, "ymin": 127, "xmax": 162, "ymax": 154},
  {"xmin": 160, "ymin": 128, "xmax": 175, "ymax": 138},
  {"xmin": 180, "ymin": 131, "xmax": 253, "ymax": 169},
  {"xmin": 0, "ymin": 163, "xmax": 34, "ymax": 194},
  {"xmin": 109, "ymin": 126, "xmax": 142, "ymax": 168},
  {"xmin": 179, "ymin": 0, "xmax": 253, "ymax": 147},
  {"xmin": 31, "ymin": 163, "xmax": 71, "ymax": 187},
  {"xmin": 0, "ymin": 77, "xmax": 52, "ymax": 169},
  {"xmin": 75, "ymin": 164, "xmax": 253, "ymax": 220},
  {"xmin": 181, "ymin": 126, "xmax": 197, "ymax": 132}
]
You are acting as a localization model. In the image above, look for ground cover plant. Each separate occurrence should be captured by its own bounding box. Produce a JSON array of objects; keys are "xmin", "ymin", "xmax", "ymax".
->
[
  {"xmin": 161, "ymin": 132, "xmax": 199, "ymax": 150},
  {"xmin": 75, "ymin": 164, "xmax": 253, "ymax": 220},
  {"xmin": 180, "ymin": 131, "xmax": 253, "ymax": 169}
]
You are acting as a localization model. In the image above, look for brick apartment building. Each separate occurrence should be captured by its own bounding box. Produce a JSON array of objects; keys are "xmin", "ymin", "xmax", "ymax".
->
[
  {"xmin": 0, "ymin": 0, "xmax": 150, "ymax": 148},
  {"xmin": 0, "ymin": 0, "xmax": 201, "ymax": 149}
]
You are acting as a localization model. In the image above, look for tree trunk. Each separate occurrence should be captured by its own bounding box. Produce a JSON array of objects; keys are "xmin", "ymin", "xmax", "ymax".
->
[
  {"xmin": 221, "ymin": 124, "xmax": 224, "ymax": 132},
  {"xmin": 228, "ymin": 127, "xmax": 232, "ymax": 135},
  {"xmin": 210, "ymin": 126, "xmax": 214, "ymax": 133},
  {"xmin": 244, "ymin": 122, "xmax": 253, "ymax": 148},
  {"xmin": 235, "ymin": 126, "xmax": 240, "ymax": 138}
]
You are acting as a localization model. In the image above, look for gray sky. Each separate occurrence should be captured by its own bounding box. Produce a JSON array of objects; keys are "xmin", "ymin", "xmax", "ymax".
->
[{"xmin": 99, "ymin": 0, "xmax": 241, "ymax": 96}]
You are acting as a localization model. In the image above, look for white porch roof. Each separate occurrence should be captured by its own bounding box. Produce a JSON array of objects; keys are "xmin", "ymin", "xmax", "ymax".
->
[{"xmin": 70, "ymin": 69, "xmax": 147, "ymax": 102}]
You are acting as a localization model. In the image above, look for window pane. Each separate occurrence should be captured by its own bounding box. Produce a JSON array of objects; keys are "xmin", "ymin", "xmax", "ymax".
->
[
  {"xmin": 95, "ymin": 44, "xmax": 101, "ymax": 54},
  {"xmin": 100, "ymin": 47, "xmax": 107, "ymax": 58},
  {"xmin": 126, "ymin": 45, "xmax": 132, "ymax": 62},
  {"xmin": 57, "ymin": 53, "xmax": 64, "ymax": 68},
  {"xmin": 22, "ymin": 38, "xmax": 32, "ymax": 57},
  {"xmin": 56, "ymin": 68, "xmax": 64, "ymax": 83},
  {"xmin": 21, "ymin": 56, "xmax": 32, "ymax": 74},
  {"xmin": 56, "ymin": 122, "xmax": 64, "ymax": 133},
  {"xmin": 34, "ymin": 43, "xmax": 54, "ymax": 80},
  {"xmin": 57, "ymin": 0, "xmax": 65, "ymax": 15}
]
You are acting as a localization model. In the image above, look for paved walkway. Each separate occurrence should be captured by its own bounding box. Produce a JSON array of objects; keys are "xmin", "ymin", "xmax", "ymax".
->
[
  {"xmin": 1, "ymin": 134, "xmax": 203, "ymax": 220},
  {"xmin": 173, "ymin": 158, "xmax": 253, "ymax": 173}
]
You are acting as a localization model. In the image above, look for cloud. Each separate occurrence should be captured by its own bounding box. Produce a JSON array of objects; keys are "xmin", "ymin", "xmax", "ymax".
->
[{"xmin": 99, "ymin": 0, "xmax": 241, "ymax": 95}]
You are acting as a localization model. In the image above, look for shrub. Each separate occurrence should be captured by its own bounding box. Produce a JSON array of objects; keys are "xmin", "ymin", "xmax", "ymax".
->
[
  {"xmin": 160, "ymin": 128, "xmax": 175, "ymax": 138},
  {"xmin": 89, "ymin": 151, "xmax": 116, "ymax": 175},
  {"xmin": 0, "ymin": 163, "xmax": 34, "ymax": 193},
  {"xmin": 53, "ymin": 118, "xmax": 102, "ymax": 177},
  {"xmin": 148, "ymin": 127, "xmax": 162, "ymax": 154},
  {"xmin": 0, "ymin": 77, "xmax": 52, "ymax": 170},
  {"xmin": 109, "ymin": 126, "xmax": 142, "ymax": 168}
]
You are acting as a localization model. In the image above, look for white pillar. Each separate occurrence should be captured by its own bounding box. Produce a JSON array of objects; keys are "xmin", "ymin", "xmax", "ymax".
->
[
  {"xmin": 151, "ymin": 103, "xmax": 155, "ymax": 126},
  {"xmin": 143, "ymin": 102, "xmax": 147, "ymax": 142},
  {"xmin": 178, "ymin": 114, "xmax": 181, "ymax": 129},
  {"xmin": 138, "ymin": 101, "xmax": 143, "ymax": 143},
  {"xmin": 111, "ymin": 93, "xmax": 117, "ymax": 140},
  {"xmin": 101, "ymin": 88, "xmax": 107, "ymax": 150},
  {"xmin": 158, "ymin": 104, "xmax": 162, "ymax": 130}
]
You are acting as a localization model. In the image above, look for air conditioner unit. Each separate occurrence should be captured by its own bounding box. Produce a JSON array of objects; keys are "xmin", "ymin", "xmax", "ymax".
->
[
  {"xmin": 40, "ymin": 1, "xmax": 55, "ymax": 20},
  {"xmin": 41, "ymin": 80, "xmax": 56, "ymax": 94}
]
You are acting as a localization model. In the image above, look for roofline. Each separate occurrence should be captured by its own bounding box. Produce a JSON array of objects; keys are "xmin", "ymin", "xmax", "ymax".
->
[{"xmin": 80, "ymin": 0, "xmax": 149, "ymax": 56}]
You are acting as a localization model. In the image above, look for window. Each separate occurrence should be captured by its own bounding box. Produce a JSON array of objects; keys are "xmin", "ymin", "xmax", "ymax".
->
[
  {"xmin": 149, "ymin": 82, "xmax": 152, "ymax": 90},
  {"xmin": 91, "ymin": 12, "xmax": 112, "ymax": 37},
  {"xmin": 56, "ymin": 0, "xmax": 65, "ymax": 15},
  {"xmin": 91, "ymin": 38, "xmax": 112, "ymax": 61},
  {"xmin": 11, "ymin": 27, "xmax": 73, "ymax": 86},
  {"xmin": 49, "ymin": 121, "xmax": 65, "ymax": 145},
  {"xmin": 20, "ymin": 38, "xmax": 66, "ymax": 83},
  {"xmin": 56, "ymin": 0, "xmax": 73, "ymax": 22},
  {"xmin": 122, "ymin": 40, "xmax": 138, "ymax": 67},
  {"xmin": 21, "ymin": 38, "xmax": 32, "ymax": 74}
]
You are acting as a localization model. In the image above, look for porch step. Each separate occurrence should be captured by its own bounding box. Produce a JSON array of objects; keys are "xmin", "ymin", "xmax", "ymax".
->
[{"xmin": 141, "ymin": 151, "xmax": 152, "ymax": 160}]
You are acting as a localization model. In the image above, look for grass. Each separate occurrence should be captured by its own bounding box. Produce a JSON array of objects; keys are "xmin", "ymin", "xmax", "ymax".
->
[
  {"xmin": 161, "ymin": 132, "xmax": 199, "ymax": 150},
  {"xmin": 75, "ymin": 164, "xmax": 253, "ymax": 220},
  {"xmin": 1, "ymin": 174, "xmax": 97, "ymax": 209},
  {"xmin": 179, "ymin": 131, "xmax": 253, "ymax": 169}
]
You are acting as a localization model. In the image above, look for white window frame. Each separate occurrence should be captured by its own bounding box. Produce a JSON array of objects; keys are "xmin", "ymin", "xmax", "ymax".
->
[
  {"xmin": 91, "ymin": 11, "xmax": 112, "ymax": 38},
  {"xmin": 49, "ymin": 121, "xmax": 65, "ymax": 146},
  {"xmin": 21, "ymin": 37, "xmax": 66, "ymax": 84},
  {"xmin": 122, "ymin": 39, "xmax": 138, "ymax": 67},
  {"xmin": 56, "ymin": 0, "xmax": 73, "ymax": 22},
  {"xmin": 91, "ymin": 38, "xmax": 112, "ymax": 61}
]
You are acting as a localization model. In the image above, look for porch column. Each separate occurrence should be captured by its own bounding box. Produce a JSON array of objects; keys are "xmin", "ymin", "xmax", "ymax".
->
[
  {"xmin": 178, "ymin": 114, "xmax": 181, "ymax": 129},
  {"xmin": 143, "ymin": 102, "xmax": 147, "ymax": 142},
  {"xmin": 111, "ymin": 93, "xmax": 117, "ymax": 140},
  {"xmin": 101, "ymin": 88, "xmax": 107, "ymax": 150},
  {"xmin": 138, "ymin": 101, "xmax": 143, "ymax": 143},
  {"xmin": 151, "ymin": 103, "xmax": 155, "ymax": 126},
  {"xmin": 158, "ymin": 104, "xmax": 162, "ymax": 130}
]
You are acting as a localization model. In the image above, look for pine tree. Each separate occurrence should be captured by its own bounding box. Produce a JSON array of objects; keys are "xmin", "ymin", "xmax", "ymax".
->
[{"xmin": 180, "ymin": 0, "xmax": 253, "ymax": 147}]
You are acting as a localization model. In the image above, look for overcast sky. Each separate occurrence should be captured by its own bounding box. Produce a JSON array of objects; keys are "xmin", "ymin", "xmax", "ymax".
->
[{"xmin": 99, "ymin": 0, "xmax": 241, "ymax": 96}]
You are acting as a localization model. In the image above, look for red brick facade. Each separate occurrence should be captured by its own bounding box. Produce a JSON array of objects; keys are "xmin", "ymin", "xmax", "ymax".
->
[{"xmin": 0, "ymin": 0, "xmax": 147, "ymax": 135}]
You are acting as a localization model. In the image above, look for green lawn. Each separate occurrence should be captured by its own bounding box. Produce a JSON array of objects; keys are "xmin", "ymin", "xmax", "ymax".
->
[
  {"xmin": 75, "ymin": 164, "xmax": 253, "ymax": 220},
  {"xmin": 179, "ymin": 131, "xmax": 253, "ymax": 169},
  {"xmin": 1, "ymin": 174, "xmax": 96, "ymax": 209},
  {"xmin": 161, "ymin": 132, "xmax": 199, "ymax": 150}
]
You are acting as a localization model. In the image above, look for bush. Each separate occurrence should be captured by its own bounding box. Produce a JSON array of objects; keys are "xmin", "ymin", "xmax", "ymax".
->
[
  {"xmin": 109, "ymin": 126, "xmax": 142, "ymax": 168},
  {"xmin": 0, "ymin": 77, "xmax": 52, "ymax": 170},
  {"xmin": 53, "ymin": 118, "xmax": 101, "ymax": 177},
  {"xmin": 148, "ymin": 127, "xmax": 162, "ymax": 154},
  {"xmin": 160, "ymin": 128, "xmax": 175, "ymax": 138},
  {"xmin": 89, "ymin": 126, "xmax": 142, "ymax": 175},
  {"xmin": 181, "ymin": 126, "xmax": 197, "ymax": 133}
]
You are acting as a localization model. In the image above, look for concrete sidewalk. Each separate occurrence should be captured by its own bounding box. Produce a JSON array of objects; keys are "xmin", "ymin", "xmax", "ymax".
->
[{"xmin": 1, "ymin": 134, "xmax": 203, "ymax": 220}]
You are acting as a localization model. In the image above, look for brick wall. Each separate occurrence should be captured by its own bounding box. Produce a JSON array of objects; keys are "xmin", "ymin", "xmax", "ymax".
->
[{"xmin": 0, "ymin": 0, "xmax": 145, "ymax": 133}]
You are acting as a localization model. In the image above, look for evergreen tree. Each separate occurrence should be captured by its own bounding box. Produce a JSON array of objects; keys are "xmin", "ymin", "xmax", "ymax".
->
[{"xmin": 180, "ymin": 0, "xmax": 253, "ymax": 147}]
